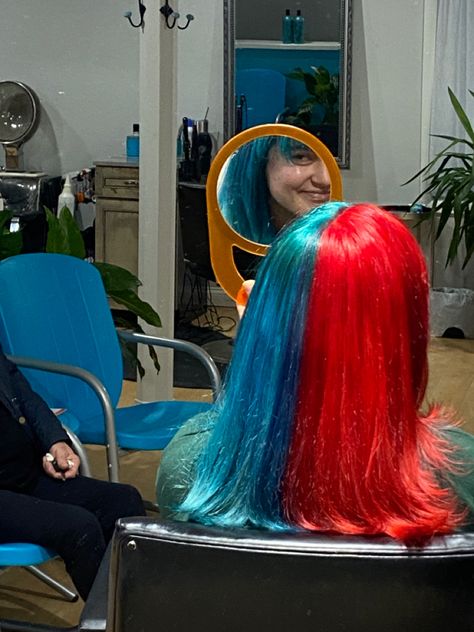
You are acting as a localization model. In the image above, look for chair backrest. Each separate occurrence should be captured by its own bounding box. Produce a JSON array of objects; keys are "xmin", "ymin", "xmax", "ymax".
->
[
  {"xmin": 177, "ymin": 182, "xmax": 215, "ymax": 281},
  {"xmin": 107, "ymin": 517, "xmax": 474, "ymax": 632},
  {"xmin": 236, "ymin": 69, "xmax": 286, "ymax": 128},
  {"xmin": 0, "ymin": 253, "xmax": 123, "ymax": 418}
]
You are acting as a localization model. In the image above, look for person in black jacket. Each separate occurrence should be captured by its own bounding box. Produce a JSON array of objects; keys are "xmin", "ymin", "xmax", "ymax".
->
[{"xmin": 0, "ymin": 347, "xmax": 145, "ymax": 600}]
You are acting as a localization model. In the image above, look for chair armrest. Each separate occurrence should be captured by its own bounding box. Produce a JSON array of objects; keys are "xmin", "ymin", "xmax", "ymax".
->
[
  {"xmin": 7, "ymin": 355, "xmax": 120, "ymax": 483},
  {"xmin": 117, "ymin": 331, "xmax": 222, "ymax": 399}
]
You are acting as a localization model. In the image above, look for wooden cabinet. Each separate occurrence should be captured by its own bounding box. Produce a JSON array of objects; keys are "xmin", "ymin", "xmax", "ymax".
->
[{"xmin": 95, "ymin": 161, "xmax": 139, "ymax": 276}]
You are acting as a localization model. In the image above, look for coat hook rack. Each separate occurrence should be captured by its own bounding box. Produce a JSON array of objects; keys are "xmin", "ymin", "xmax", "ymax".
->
[
  {"xmin": 124, "ymin": 0, "xmax": 146, "ymax": 29},
  {"xmin": 160, "ymin": 0, "xmax": 194, "ymax": 30}
]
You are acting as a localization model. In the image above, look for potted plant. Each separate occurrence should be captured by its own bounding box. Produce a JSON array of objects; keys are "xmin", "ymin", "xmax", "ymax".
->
[
  {"xmin": 284, "ymin": 65, "xmax": 340, "ymax": 154},
  {"xmin": 408, "ymin": 87, "xmax": 474, "ymax": 268},
  {"xmin": 0, "ymin": 207, "xmax": 161, "ymax": 376},
  {"xmin": 406, "ymin": 88, "xmax": 474, "ymax": 338}
]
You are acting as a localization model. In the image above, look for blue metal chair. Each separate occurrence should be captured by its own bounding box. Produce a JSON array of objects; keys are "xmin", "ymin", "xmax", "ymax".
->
[
  {"xmin": 0, "ymin": 543, "xmax": 78, "ymax": 602},
  {"xmin": 0, "ymin": 404, "xmax": 94, "ymax": 604},
  {"xmin": 0, "ymin": 253, "xmax": 221, "ymax": 483}
]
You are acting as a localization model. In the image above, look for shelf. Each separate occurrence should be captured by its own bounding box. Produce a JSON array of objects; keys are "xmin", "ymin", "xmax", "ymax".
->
[{"xmin": 236, "ymin": 39, "xmax": 340, "ymax": 51}]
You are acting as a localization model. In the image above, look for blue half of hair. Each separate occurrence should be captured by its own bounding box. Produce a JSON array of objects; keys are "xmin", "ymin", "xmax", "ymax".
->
[{"xmin": 177, "ymin": 201, "xmax": 349, "ymax": 529}]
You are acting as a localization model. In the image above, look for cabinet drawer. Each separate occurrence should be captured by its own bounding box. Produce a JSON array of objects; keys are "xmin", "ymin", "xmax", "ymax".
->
[
  {"xmin": 96, "ymin": 166, "xmax": 139, "ymax": 199},
  {"xmin": 95, "ymin": 198, "xmax": 139, "ymax": 276}
]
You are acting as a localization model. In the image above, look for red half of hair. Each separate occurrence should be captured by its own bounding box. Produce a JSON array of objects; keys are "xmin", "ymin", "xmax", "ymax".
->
[{"xmin": 283, "ymin": 204, "xmax": 463, "ymax": 542}]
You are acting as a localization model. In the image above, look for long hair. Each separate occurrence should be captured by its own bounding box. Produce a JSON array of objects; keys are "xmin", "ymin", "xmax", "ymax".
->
[
  {"xmin": 218, "ymin": 136, "xmax": 315, "ymax": 244},
  {"xmin": 178, "ymin": 203, "xmax": 463, "ymax": 540}
]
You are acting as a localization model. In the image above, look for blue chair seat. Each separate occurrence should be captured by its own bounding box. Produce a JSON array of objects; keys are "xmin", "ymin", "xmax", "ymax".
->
[
  {"xmin": 0, "ymin": 543, "xmax": 55, "ymax": 567},
  {"xmin": 61, "ymin": 401, "xmax": 211, "ymax": 450}
]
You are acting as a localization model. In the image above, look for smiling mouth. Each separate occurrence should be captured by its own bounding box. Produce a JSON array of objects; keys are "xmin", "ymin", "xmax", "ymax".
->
[{"xmin": 300, "ymin": 190, "xmax": 330, "ymax": 200}]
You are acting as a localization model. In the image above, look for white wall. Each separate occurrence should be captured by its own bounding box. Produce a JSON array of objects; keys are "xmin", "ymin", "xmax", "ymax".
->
[
  {"xmin": 342, "ymin": 0, "xmax": 427, "ymax": 202},
  {"xmin": 0, "ymin": 0, "xmax": 139, "ymax": 176},
  {"xmin": 2, "ymin": 0, "xmax": 433, "ymax": 198},
  {"xmin": 176, "ymin": 0, "xmax": 432, "ymax": 202},
  {"xmin": 176, "ymin": 0, "xmax": 224, "ymax": 148}
]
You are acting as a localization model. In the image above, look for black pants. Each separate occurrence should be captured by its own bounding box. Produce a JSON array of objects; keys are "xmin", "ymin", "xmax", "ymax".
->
[{"xmin": 0, "ymin": 474, "xmax": 145, "ymax": 600}]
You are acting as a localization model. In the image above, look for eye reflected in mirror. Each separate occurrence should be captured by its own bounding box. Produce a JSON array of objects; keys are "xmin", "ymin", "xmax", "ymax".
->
[{"xmin": 218, "ymin": 136, "xmax": 331, "ymax": 244}]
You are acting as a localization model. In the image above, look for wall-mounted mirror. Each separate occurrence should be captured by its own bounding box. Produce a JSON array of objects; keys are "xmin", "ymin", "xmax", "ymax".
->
[
  {"xmin": 207, "ymin": 123, "xmax": 343, "ymax": 300},
  {"xmin": 224, "ymin": 0, "xmax": 352, "ymax": 168}
]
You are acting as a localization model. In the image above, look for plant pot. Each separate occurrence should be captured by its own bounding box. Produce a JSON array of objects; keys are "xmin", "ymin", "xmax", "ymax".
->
[{"xmin": 430, "ymin": 287, "xmax": 474, "ymax": 338}]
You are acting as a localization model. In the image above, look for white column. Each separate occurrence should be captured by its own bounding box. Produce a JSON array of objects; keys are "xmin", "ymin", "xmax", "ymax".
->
[{"xmin": 137, "ymin": 5, "xmax": 177, "ymax": 402}]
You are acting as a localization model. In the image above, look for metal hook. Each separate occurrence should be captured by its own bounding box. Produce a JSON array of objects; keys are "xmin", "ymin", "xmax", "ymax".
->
[
  {"xmin": 160, "ymin": 1, "xmax": 194, "ymax": 30},
  {"xmin": 124, "ymin": 0, "xmax": 146, "ymax": 29},
  {"xmin": 177, "ymin": 14, "xmax": 194, "ymax": 30}
]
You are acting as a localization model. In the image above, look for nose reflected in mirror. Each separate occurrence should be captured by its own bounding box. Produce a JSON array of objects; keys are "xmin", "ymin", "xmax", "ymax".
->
[{"xmin": 206, "ymin": 124, "xmax": 343, "ymax": 301}]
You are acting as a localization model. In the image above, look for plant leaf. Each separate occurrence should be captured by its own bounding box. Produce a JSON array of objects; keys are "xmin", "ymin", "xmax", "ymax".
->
[
  {"xmin": 94, "ymin": 261, "xmax": 141, "ymax": 292},
  {"xmin": 45, "ymin": 207, "xmax": 86, "ymax": 258},
  {"xmin": 106, "ymin": 287, "xmax": 162, "ymax": 327},
  {"xmin": 448, "ymin": 87, "xmax": 474, "ymax": 144}
]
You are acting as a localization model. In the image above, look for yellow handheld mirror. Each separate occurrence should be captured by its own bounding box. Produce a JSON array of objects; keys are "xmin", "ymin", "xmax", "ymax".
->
[{"xmin": 206, "ymin": 124, "xmax": 343, "ymax": 301}]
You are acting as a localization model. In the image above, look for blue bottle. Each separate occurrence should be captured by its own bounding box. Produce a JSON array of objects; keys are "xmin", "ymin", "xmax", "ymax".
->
[
  {"xmin": 282, "ymin": 9, "xmax": 294, "ymax": 44},
  {"xmin": 294, "ymin": 9, "xmax": 305, "ymax": 44},
  {"xmin": 126, "ymin": 123, "xmax": 140, "ymax": 159}
]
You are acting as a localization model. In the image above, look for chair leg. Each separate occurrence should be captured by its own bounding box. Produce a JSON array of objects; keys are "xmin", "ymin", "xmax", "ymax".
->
[{"xmin": 25, "ymin": 566, "xmax": 78, "ymax": 602}]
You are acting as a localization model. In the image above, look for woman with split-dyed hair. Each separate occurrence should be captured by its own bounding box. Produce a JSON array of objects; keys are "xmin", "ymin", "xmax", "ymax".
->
[{"xmin": 156, "ymin": 202, "xmax": 474, "ymax": 541}]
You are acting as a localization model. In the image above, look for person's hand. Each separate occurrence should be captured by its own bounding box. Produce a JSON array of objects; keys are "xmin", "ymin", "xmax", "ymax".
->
[
  {"xmin": 43, "ymin": 442, "xmax": 80, "ymax": 480},
  {"xmin": 236, "ymin": 280, "xmax": 255, "ymax": 319}
]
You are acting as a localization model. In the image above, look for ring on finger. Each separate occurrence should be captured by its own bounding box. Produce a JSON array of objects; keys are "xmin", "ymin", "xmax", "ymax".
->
[{"xmin": 67, "ymin": 459, "xmax": 74, "ymax": 468}]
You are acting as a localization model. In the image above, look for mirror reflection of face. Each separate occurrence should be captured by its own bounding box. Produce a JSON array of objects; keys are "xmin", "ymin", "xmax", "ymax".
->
[
  {"xmin": 217, "ymin": 135, "xmax": 334, "ymax": 245},
  {"xmin": 266, "ymin": 144, "xmax": 331, "ymax": 232}
]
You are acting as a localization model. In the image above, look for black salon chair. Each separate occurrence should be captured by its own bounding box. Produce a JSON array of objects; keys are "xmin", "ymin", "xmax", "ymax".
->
[
  {"xmin": 104, "ymin": 517, "xmax": 474, "ymax": 632},
  {"xmin": 3, "ymin": 517, "xmax": 473, "ymax": 632}
]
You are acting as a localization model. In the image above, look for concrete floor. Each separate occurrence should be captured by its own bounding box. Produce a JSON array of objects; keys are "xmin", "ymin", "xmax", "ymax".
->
[{"xmin": 0, "ymin": 336, "xmax": 473, "ymax": 628}]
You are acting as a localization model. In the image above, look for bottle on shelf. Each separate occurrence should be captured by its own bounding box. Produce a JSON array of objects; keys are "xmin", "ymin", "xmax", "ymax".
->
[
  {"xmin": 282, "ymin": 9, "xmax": 294, "ymax": 44},
  {"xmin": 126, "ymin": 123, "xmax": 140, "ymax": 159},
  {"xmin": 294, "ymin": 9, "xmax": 305, "ymax": 44},
  {"xmin": 57, "ymin": 174, "xmax": 75, "ymax": 216}
]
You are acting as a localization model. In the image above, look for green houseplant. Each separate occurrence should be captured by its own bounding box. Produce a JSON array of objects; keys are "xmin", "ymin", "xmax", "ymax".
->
[
  {"xmin": 407, "ymin": 88, "xmax": 474, "ymax": 268},
  {"xmin": 285, "ymin": 65, "xmax": 339, "ymax": 127},
  {"xmin": 284, "ymin": 65, "xmax": 340, "ymax": 155},
  {"xmin": 0, "ymin": 207, "xmax": 161, "ymax": 377}
]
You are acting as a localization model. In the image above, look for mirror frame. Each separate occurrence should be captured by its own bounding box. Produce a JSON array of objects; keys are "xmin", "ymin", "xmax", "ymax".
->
[
  {"xmin": 223, "ymin": 0, "xmax": 352, "ymax": 168},
  {"xmin": 206, "ymin": 123, "xmax": 343, "ymax": 301}
]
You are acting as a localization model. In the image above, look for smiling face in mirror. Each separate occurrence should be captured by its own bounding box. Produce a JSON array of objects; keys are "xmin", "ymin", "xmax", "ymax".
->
[
  {"xmin": 218, "ymin": 135, "xmax": 331, "ymax": 243},
  {"xmin": 266, "ymin": 143, "xmax": 331, "ymax": 232}
]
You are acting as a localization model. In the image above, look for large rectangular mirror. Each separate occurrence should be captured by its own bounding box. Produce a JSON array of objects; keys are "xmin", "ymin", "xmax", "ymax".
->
[{"xmin": 224, "ymin": 0, "xmax": 352, "ymax": 168}]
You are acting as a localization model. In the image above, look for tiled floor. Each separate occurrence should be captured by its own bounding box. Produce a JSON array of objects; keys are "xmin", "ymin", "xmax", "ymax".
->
[{"xmin": 0, "ymin": 333, "xmax": 473, "ymax": 628}]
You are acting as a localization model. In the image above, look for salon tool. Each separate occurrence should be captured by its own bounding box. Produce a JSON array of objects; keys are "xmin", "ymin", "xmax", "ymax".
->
[
  {"xmin": 179, "ymin": 117, "xmax": 194, "ymax": 181},
  {"xmin": 235, "ymin": 95, "xmax": 247, "ymax": 134},
  {"xmin": 191, "ymin": 122, "xmax": 199, "ymax": 179},
  {"xmin": 196, "ymin": 118, "xmax": 213, "ymax": 182}
]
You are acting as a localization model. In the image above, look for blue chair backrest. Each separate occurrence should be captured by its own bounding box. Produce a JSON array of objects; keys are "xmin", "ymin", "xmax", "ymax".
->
[
  {"xmin": 236, "ymin": 69, "xmax": 286, "ymax": 128},
  {"xmin": 0, "ymin": 254, "xmax": 123, "ymax": 419}
]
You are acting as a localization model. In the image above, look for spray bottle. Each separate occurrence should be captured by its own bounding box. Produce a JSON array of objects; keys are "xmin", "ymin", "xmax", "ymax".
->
[{"xmin": 57, "ymin": 174, "xmax": 75, "ymax": 217}]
